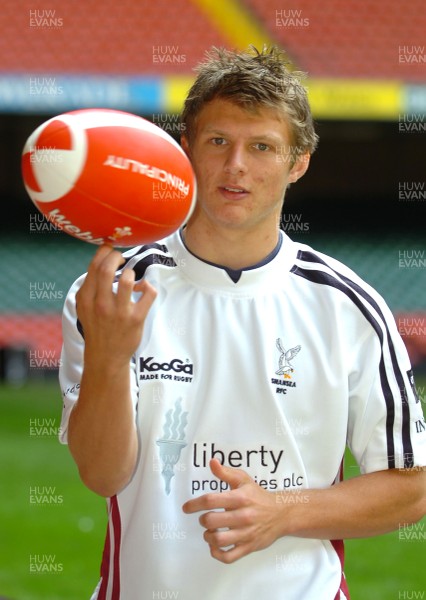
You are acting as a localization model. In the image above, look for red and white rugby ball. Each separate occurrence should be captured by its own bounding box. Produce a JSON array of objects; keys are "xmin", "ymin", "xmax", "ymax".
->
[{"xmin": 21, "ymin": 108, "xmax": 197, "ymax": 247}]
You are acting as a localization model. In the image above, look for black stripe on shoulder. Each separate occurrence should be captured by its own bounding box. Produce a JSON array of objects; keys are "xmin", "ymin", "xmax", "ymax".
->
[
  {"xmin": 292, "ymin": 251, "xmax": 414, "ymax": 469},
  {"xmin": 77, "ymin": 318, "xmax": 84, "ymax": 339},
  {"xmin": 122, "ymin": 242, "xmax": 170, "ymax": 264},
  {"xmin": 121, "ymin": 244, "xmax": 177, "ymax": 280}
]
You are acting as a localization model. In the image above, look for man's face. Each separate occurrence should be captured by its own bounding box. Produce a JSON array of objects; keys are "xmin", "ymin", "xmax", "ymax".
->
[{"xmin": 181, "ymin": 98, "xmax": 309, "ymax": 235}]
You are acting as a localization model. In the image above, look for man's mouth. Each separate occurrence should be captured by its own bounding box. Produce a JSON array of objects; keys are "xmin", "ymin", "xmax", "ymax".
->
[
  {"xmin": 223, "ymin": 186, "xmax": 247, "ymax": 193},
  {"xmin": 220, "ymin": 185, "xmax": 249, "ymax": 198}
]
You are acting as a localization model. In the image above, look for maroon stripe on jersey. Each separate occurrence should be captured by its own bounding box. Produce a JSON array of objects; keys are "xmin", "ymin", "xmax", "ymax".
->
[
  {"xmin": 111, "ymin": 496, "xmax": 122, "ymax": 598},
  {"xmin": 332, "ymin": 461, "xmax": 350, "ymax": 599},
  {"xmin": 98, "ymin": 496, "xmax": 122, "ymax": 599},
  {"xmin": 332, "ymin": 539, "xmax": 350, "ymax": 599},
  {"xmin": 111, "ymin": 496, "xmax": 121, "ymax": 600},
  {"xmin": 98, "ymin": 501, "xmax": 110, "ymax": 600}
]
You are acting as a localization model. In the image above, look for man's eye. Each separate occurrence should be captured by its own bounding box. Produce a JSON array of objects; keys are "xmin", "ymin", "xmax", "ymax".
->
[
  {"xmin": 254, "ymin": 143, "xmax": 270, "ymax": 151},
  {"xmin": 211, "ymin": 137, "xmax": 226, "ymax": 145}
]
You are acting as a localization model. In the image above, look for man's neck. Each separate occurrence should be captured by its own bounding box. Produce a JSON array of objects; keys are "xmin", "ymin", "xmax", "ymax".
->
[{"xmin": 182, "ymin": 223, "xmax": 280, "ymax": 270}]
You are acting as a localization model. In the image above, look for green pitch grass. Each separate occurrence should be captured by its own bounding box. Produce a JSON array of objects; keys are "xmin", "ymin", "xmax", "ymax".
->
[
  {"xmin": 0, "ymin": 381, "xmax": 106, "ymax": 600},
  {"xmin": 0, "ymin": 380, "xmax": 425, "ymax": 599}
]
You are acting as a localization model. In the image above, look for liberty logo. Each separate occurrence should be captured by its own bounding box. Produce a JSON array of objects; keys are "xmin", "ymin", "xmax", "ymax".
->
[
  {"xmin": 275, "ymin": 338, "xmax": 301, "ymax": 379},
  {"xmin": 156, "ymin": 399, "xmax": 188, "ymax": 495}
]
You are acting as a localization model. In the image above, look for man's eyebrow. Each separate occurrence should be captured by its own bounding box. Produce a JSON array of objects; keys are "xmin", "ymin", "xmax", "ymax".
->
[
  {"xmin": 248, "ymin": 134, "xmax": 285, "ymax": 144},
  {"xmin": 200, "ymin": 127, "xmax": 285, "ymax": 144},
  {"xmin": 201, "ymin": 127, "xmax": 228, "ymax": 136}
]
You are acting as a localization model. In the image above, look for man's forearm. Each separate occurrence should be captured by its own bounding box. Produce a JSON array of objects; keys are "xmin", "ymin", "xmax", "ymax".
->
[
  {"xmin": 283, "ymin": 468, "xmax": 426, "ymax": 541},
  {"xmin": 68, "ymin": 361, "xmax": 138, "ymax": 498}
]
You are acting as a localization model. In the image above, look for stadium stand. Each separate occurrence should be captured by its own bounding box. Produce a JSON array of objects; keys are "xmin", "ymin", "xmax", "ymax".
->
[
  {"xmin": 244, "ymin": 0, "xmax": 426, "ymax": 81},
  {"xmin": 1, "ymin": 0, "xmax": 424, "ymax": 80}
]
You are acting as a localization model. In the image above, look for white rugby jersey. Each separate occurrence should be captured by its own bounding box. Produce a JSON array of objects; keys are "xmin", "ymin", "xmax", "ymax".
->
[{"xmin": 59, "ymin": 230, "xmax": 426, "ymax": 600}]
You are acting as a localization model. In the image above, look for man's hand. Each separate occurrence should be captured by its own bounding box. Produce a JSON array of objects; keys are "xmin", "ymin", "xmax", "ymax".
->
[
  {"xmin": 76, "ymin": 244, "xmax": 157, "ymax": 365},
  {"xmin": 182, "ymin": 458, "xmax": 285, "ymax": 563},
  {"xmin": 183, "ymin": 460, "xmax": 426, "ymax": 565}
]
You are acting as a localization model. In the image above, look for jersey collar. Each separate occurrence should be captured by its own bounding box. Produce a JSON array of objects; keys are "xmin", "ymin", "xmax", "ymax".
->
[{"xmin": 165, "ymin": 229, "xmax": 297, "ymax": 293}]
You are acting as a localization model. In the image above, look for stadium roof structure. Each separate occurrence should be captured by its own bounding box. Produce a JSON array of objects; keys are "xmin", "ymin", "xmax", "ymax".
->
[{"xmin": 0, "ymin": 0, "xmax": 425, "ymax": 118}]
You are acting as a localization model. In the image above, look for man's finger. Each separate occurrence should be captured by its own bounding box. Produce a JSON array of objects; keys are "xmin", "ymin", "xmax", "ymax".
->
[
  {"xmin": 182, "ymin": 460, "xmax": 253, "ymax": 514},
  {"xmin": 87, "ymin": 244, "xmax": 117, "ymax": 273},
  {"xmin": 182, "ymin": 491, "xmax": 237, "ymax": 514},
  {"xmin": 199, "ymin": 507, "xmax": 236, "ymax": 531},
  {"xmin": 209, "ymin": 458, "xmax": 253, "ymax": 489},
  {"xmin": 116, "ymin": 267, "xmax": 136, "ymax": 307},
  {"xmin": 92, "ymin": 248, "xmax": 126, "ymax": 301},
  {"xmin": 209, "ymin": 542, "xmax": 250, "ymax": 564},
  {"xmin": 203, "ymin": 527, "xmax": 240, "ymax": 550},
  {"xmin": 80, "ymin": 245, "xmax": 120, "ymax": 298},
  {"xmin": 133, "ymin": 279, "xmax": 158, "ymax": 317}
]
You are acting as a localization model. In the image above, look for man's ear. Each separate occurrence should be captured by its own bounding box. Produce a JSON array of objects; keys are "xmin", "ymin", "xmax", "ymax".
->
[
  {"xmin": 181, "ymin": 135, "xmax": 191, "ymax": 157},
  {"xmin": 287, "ymin": 153, "xmax": 310, "ymax": 184}
]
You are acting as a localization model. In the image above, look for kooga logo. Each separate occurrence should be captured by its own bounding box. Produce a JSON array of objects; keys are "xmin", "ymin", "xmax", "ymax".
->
[{"xmin": 139, "ymin": 356, "xmax": 193, "ymax": 375}]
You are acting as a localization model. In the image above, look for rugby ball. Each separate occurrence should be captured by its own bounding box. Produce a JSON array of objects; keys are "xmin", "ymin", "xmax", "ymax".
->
[{"xmin": 21, "ymin": 108, "xmax": 197, "ymax": 247}]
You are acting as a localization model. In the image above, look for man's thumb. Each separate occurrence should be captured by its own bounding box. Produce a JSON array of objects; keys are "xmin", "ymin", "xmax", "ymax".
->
[{"xmin": 209, "ymin": 458, "xmax": 252, "ymax": 489}]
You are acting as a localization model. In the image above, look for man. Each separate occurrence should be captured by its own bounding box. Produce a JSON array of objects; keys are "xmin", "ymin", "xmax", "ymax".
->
[{"xmin": 59, "ymin": 46, "xmax": 426, "ymax": 599}]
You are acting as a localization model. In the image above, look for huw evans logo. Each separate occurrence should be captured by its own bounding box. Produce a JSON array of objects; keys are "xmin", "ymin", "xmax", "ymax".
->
[{"xmin": 139, "ymin": 356, "xmax": 194, "ymax": 382}]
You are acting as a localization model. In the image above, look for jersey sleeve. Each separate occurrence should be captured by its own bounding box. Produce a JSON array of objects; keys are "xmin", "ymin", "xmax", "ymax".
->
[
  {"xmin": 58, "ymin": 273, "xmax": 139, "ymax": 444},
  {"xmin": 347, "ymin": 296, "xmax": 426, "ymax": 473}
]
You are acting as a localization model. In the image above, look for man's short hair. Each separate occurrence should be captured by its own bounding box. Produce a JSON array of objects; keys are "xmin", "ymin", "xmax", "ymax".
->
[{"xmin": 181, "ymin": 45, "xmax": 319, "ymax": 163}]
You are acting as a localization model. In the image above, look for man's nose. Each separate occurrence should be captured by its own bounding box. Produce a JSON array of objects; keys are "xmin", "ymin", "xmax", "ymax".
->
[{"xmin": 224, "ymin": 144, "xmax": 248, "ymax": 175}]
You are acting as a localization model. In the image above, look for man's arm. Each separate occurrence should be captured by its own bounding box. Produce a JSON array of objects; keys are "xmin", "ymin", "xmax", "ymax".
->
[
  {"xmin": 183, "ymin": 458, "xmax": 426, "ymax": 564},
  {"xmin": 67, "ymin": 245, "xmax": 157, "ymax": 497}
]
